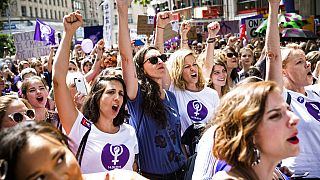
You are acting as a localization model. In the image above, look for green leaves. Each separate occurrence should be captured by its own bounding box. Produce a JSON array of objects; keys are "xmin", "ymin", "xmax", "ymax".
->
[
  {"xmin": 0, "ymin": 34, "xmax": 15, "ymax": 58},
  {"xmin": 133, "ymin": 0, "xmax": 151, "ymax": 6},
  {"xmin": 0, "ymin": 0, "xmax": 9, "ymax": 16}
]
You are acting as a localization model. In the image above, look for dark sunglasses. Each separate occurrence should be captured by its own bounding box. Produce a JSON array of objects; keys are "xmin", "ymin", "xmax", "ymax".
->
[
  {"xmin": 226, "ymin": 52, "xmax": 238, "ymax": 58},
  {"xmin": 68, "ymin": 67, "xmax": 77, "ymax": 71},
  {"xmin": 8, "ymin": 109, "xmax": 35, "ymax": 123},
  {"xmin": 145, "ymin": 54, "xmax": 168, "ymax": 64}
]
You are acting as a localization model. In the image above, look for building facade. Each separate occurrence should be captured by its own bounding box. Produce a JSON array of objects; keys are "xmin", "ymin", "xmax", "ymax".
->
[
  {"xmin": 110, "ymin": 0, "xmax": 149, "ymax": 46},
  {"xmin": 0, "ymin": 0, "xmax": 104, "ymax": 34}
]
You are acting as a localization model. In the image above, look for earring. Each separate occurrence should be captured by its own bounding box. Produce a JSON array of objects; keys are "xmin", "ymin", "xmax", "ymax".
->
[
  {"xmin": 0, "ymin": 159, "xmax": 8, "ymax": 180},
  {"xmin": 251, "ymin": 146, "xmax": 261, "ymax": 166}
]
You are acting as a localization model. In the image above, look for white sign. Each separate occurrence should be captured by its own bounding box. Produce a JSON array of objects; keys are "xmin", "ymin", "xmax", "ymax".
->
[
  {"xmin": 103, "ymin": 1, "xmax": 112, "ymax": 49},
  {"xmin": 245, "ymin": 18, "xmax": 265, "ymax": 40},
  {"xmin": 147, "ymin": 16, "xmax": 154, "ymax": 25},
  {"xmin": 13, "ymin": 31, "xmax": 51, "ymax": 60}
]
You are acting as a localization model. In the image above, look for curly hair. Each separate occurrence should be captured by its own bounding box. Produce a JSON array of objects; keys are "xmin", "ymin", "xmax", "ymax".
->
[
  {"xmin": 133, "ymin": 46, "xmax": 167, "ymax": 127},
  {"xmin": 0, "ymin": 121, "xmax": 69, "ymax": 180},
  {"xmin": 81, "ymin": 75, "xmax": 129, "ymax": 126},
  {"xmin": 212, "ymin": 81, "xmax": 279, "ymax": 168},
  {"xmin": 168, "ymin": 49, "xmax": 206, "ymax": 90},
  {"xmin": 207, "ymin": 59, "xmax": 230, "ymax": 96}
]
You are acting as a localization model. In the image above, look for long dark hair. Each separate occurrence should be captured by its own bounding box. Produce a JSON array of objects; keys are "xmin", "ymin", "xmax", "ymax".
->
[
  {"xmin": 133, "ymin": 46, "xmax": 167, "ymax": 127},
  {"xmin": 81, "ymin": 75, "xmax": 129, "ymax": 126},
  {"xmin": 0, "ymin": 121, "xmax": 69, "ymax": 180},
  {"xmin": 208, "ymin": 59, "xmax": 230, "ymax": 96}
]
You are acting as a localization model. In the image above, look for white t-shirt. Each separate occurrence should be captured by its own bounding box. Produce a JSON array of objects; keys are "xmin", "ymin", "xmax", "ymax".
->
[
  {"xmin": 192, "ymin": 126, "xmax": 217, "ymax": 180},
  {"xmin": 281, "ymin": 84, "xmax": 320, "ymax": 178},
  {"xmin": 169, "ymin": 84, "xmax": 220, "ymax": 135},
  {"xmin": 68, "ymin": 112, "xmax": 139, "ymax": 174}
]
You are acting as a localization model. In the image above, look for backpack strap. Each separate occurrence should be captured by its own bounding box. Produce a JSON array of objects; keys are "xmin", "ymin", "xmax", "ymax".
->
[
  {"xmin": 286, "ymin": 92, "xmax": 291, "ymax": 106},
  {"xmin": 76, "ymin": 117, "xmax": 92, "ymax": 166}
]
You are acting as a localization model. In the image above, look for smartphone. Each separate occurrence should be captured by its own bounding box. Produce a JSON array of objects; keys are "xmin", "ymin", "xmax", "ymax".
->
[
  {"xmin": 291, "ymin": 172, "xmax": 309, "ymax": 179},
  {"xmin": 74, "ymin": 77, "xmax": 88, "ymax": 95}
]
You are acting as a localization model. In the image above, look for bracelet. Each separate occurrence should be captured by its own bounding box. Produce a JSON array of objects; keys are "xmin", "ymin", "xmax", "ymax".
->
[
  {"xmin": 156, "ymin": 26, "xmax": 165, "ymax": 29},
  {"xmin": 206, "ymin": 37, "xmax": 216, "ymax": 44},
  {"xmin": 181, "ymin": 39, "xmax": 188, "ymax": 43}
]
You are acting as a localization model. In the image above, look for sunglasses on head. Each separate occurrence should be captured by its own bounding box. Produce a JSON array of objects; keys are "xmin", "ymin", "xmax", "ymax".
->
[
  {"xmin": 145, "ymin": 54, "xmax": 168, "ymax": 64},
  {"xmin": 8, "ymin": 109, "xmax": 35, "ymax": 123},
  {"xmin": 226, "ymin": 52, "xmax": 238, "ymax": 58}
]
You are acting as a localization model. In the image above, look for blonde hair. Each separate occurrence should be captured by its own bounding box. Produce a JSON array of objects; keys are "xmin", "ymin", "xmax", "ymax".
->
[
  {"xmin": 281, "ymin": 43, "xmax": 305, "ymax": 68},
  {"xmin": 213, "ymin": 81, "xmax": 280, "ymax": 168},
  {"xmin": 168, "ymin": 49, "xmax": 205, "ymax": 90},
  {"xmin": 239, "ymin": 47, "xmax": 253, "ymax": 57}
]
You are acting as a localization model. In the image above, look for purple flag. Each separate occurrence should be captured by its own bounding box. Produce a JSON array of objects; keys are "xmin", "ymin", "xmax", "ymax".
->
[{"xmin": 34, "ymin": 19, "xmax": 56, "ymax": 45}]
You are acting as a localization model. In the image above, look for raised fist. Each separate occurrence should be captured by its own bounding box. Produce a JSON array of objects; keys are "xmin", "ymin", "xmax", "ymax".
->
[
  {"xmin": 63, "ymin": 11, "xmax": 83, "ymax": 34},
  {"xmin": 156, "ymin": 11, "xmax": 173, "ymax": 29},
  {"xmin": 207, "ymin": 22, "xmax": 220, "ymax": 38},
  {"xmin": 180, "ymin": 21, "xmax": 191, "ymax": 36}
]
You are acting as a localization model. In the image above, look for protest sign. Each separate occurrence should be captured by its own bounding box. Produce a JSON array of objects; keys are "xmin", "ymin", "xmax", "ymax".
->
[
  {"xmin": 137, "ymin": 15, "xmax": 154, "ymax": 36},
  {"xmin": 246, "ymin": 18, "xmax": 265, "ymax": 40},
  {"xmin": 163, "ymin": 23, "xmax": 179, "ymax": 42},
  {"xmin": 103, "ymin": 0, "xmax": 112, "ymax": 49},
  {"xmin": 13, "ymin": 31, "xmax": 51, "ymax": 60},
  {"xmin": 187, "ymin": 26, "xmax": 197, "ymax": 40}
]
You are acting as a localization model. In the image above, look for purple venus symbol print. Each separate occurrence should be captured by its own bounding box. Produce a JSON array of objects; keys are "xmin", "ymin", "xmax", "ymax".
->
[
  {"xmin": 101, "ymin": 143, "xmax": 130, "ymax": 171},
  {"xmin": 305, "ymin": 101, "xmax": 320, "ymax": 122},
  {"xmin": 187, "ymin": 100, "xmax": 208, "ymax": 122}
]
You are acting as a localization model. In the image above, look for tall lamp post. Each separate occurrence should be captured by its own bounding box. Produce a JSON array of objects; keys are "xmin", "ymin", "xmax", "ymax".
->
[
  {"xmin": 6, "ymin": 0, "xmax": 12, "ymax": 35},
  {"xmin": 71, "ymin": 0, "xmax": 78, "ymax": 44}
]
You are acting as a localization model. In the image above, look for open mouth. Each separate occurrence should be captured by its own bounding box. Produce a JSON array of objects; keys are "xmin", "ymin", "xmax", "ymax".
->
[
  {"xmin": 307, "ymin": 71, "xmax": 312, "ymax": 76},
  {"xmin": 112, "ymin": 105, "xmax": 119, "ymax": 112},
  {"xmin": 191, "ymin": 73, "xmax": 197, "ymax": 78},
  {"xmin": 36, "ymin": 96, "xmax": 44, "ymax": 103},
  {"xmin": 287, "ymin": 135, "xmax": 299, "ymax": 144}
]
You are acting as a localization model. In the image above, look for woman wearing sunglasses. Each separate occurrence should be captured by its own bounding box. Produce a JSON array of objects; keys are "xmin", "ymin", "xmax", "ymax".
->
[
  {"xmin": 117, "ymin": 1, "xmax": 186, "ymax": 179},
  {"xmin": 0, "ymin": 95, "xmax": 35, "ymax": 129},
  {"xmin": 53, "ymin": 11, "xmax": 138, "ymax": 174},
  {"xmin": 219, "ymin": 46, "xmax": 240, "ymax": 88}
]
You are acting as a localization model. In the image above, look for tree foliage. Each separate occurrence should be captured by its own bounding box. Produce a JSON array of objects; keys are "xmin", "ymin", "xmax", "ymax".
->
[
  {"xmin": 0, "ymin": 34, "xmax": 15, "ymax": 58},
  {"xmin": 0, "ymin": 0, "xmax": 9, "ymax": 16},
  {"xmin": 133, "ymin": 0, "xmax": 151, "ymax": 6}
]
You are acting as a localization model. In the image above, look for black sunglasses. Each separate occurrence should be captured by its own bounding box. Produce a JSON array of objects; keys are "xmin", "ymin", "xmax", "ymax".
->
[
  {"xmin": 68, "ymin": 67, "xmax": 77, "ymax": 71},
  {"xmin": 145, "ymin": 54, "xmax": 168, "ymax": 64},
  {"xmin": 8, "ymin": 109, "xmax": 35, "ymax": 123},
  {"xmin": 226, "ymin": 52, "xmax": 238, "ymax": 58}
]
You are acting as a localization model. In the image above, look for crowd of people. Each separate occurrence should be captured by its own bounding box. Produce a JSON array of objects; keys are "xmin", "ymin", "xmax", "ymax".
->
[{"xmin": 1, "ymin": 0, "xmax": 320, "ymax": 179}]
